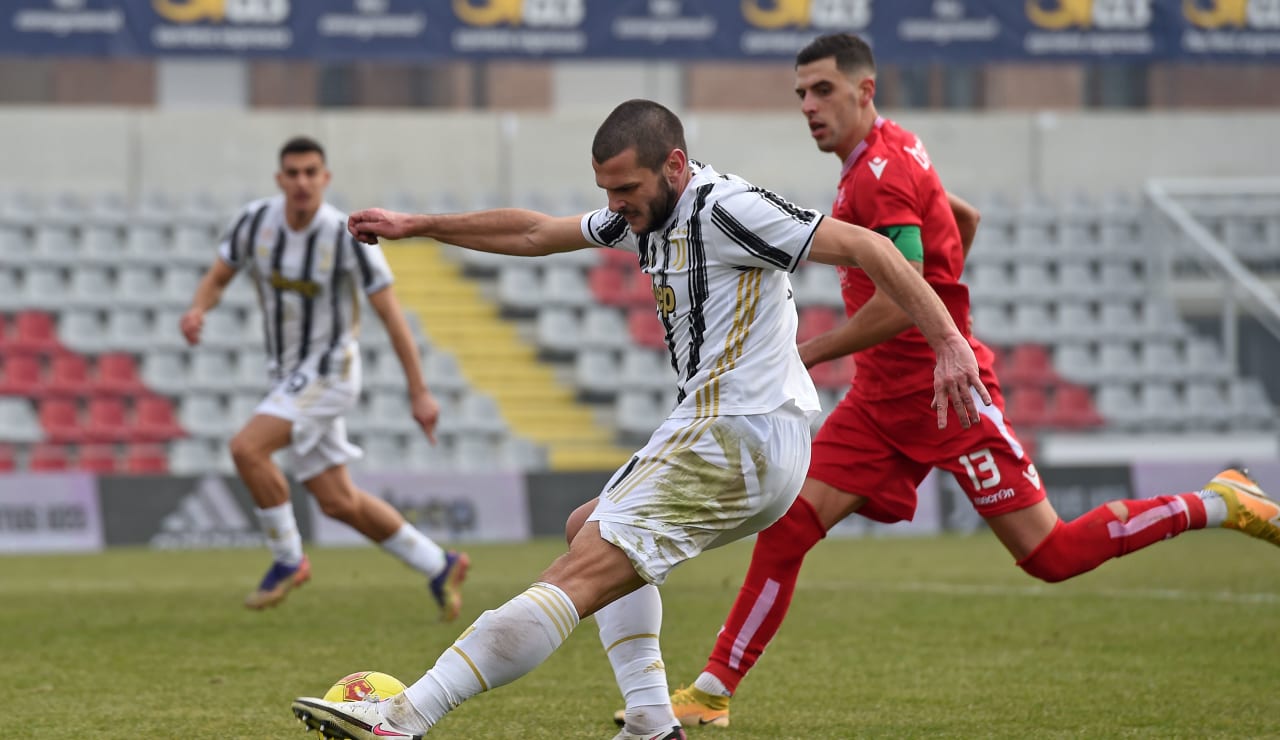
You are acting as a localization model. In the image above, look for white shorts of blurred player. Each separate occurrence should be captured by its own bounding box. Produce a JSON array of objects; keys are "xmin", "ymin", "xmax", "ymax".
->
[
  {"xmin": 589, "ymin": 403, "xmax": 812, "ymax": 585},
  {"xmin": 254, "ymin": 355, "xmax": 363, "ymax": 483}
]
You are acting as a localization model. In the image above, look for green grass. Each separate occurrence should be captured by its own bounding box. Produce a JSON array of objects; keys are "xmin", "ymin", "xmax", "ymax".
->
[{"xmin": 5, "ymin": 532, "xmax": 1277, "ymax": 739}]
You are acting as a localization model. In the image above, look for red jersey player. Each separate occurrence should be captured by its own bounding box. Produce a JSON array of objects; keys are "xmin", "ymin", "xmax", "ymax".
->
[{"xmin": 637, "ymin": 33, "xmax": 1280, "ymax": 730}]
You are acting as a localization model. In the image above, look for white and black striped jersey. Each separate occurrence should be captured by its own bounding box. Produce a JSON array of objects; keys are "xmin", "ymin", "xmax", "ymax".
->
[
  {"xmin": 581, "ymin": 161, "xmax": 822, "ymax": 419},
  {"xmin": 218, "ymin": 195, "xmax": 393, "ymax": 383}
]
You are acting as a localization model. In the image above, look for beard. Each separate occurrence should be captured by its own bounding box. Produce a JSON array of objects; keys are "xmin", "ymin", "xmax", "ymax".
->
[{"xmin": 636, "ymin": 177, "xmax": 679, "ymax": 235}]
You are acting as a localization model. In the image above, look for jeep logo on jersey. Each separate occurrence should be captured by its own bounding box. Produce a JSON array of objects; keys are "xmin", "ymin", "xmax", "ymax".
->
[
  {"xmin": 453, "ymin": 0, "xmax": 584, "ymax": 27},
  {"xmin": 1184, "ymin": 0, "xmax": 1280, "ymax": 29},
  {"xmin": 152, "ymin": 0, "xmax": 289, "ymax": 24},
  {"xmin": 741, "ymin": 0, "xmax": 871, "ymax": 29},
  {"xmin": 1026, "ymin": 0, "xmax": 1152, "ymax": 29}
]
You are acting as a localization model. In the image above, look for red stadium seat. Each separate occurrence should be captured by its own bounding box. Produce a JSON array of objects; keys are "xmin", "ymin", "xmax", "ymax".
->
[
  {"xmin": 626, "ymin": 307, "xmax": 666, "ymax": 350},
  {"xmin": 797, "ymin": 306, "xmax": 840, "ymax": 343},
  {"xmin": 0, "ymin": 354, "xmax": 43, "ymax": 397},
  {"xmin": 600, "ymin": 249, "xmax": 636, "ymax": 271},
  {"xmin": 624, "ymin": 272, "xmax": 655, "ymax": 308},
  {"xmin": 94, "ymin": 353, "xmax": 146, "ymax": 396},
  {"xmin": 7, "ymin": 311, "xmax": 60, "ymax": 356},
  {"xmin": 1003, "ymin": 344, "xmax": 1056, "ymax": 389},
  {"xmin": 44, "ymin": 353, "xmax": 92, "ymax": 399},
  {"xmin": 123, "ymin": 443, "xmax": 169, "ymax": 474},
  {"xmin": 0, "ymin": 443, "xmax": 14, "ymax": 472},
  {"xmin": 39, "ymin": 399, "xmax": 84, "ymax": 444},
  {"xmin": 77, "ymin": 443, "xmax": 119, "ymax": 474},
  {"xmin": 1047, "ymin": 384, "xmax": 1105, "ymax": 429},
  {"xmin": 587, "ymin": 267, "xmax": 626, "ymax": 306},
  {"xmin": 28, "ymin": 443, "xmax": 71, "ymax": 472},
  {"xmin": 810, "ymin": 355, "xmax": 855, "ymax": 390},
  {"xmin": 84, "ymin": 397, "xmax": 130, "ymax": 443},
  {"xmin": 1004, "ymin": 385, "xmax": 1049, "ymax": 429},
  {"xmin": 133, "ymin": 396, "xmax": 186, "ymax": 442}
]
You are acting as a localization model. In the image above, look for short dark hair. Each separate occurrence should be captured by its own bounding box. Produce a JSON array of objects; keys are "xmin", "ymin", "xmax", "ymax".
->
[
  {"xmin": 279, "ymin": 136, "xmax": 325, "ymax": 164},
  {"xmin": 592, "ymin": 99, "xmax": 687, "ymax": 172},
  {"xmin": 795, "ymin": 33, "xmax": 876, "ymax": 76}
]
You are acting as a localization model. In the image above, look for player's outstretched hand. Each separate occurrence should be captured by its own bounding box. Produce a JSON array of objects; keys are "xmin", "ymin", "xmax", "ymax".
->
[
  {"xmin": 931, "ymin": 334, "xmax": 990, "ymax": 430},
  {"xmin": 179, "ymin": 308, "xmax": 203, "ymax": 346},
  {"xmin": 410, "ymin": 389, "xmax": 441, "ymax": 445},
  {"xmin": 348, "ymin": 208, "xmax": 413, "ymax": 244}
]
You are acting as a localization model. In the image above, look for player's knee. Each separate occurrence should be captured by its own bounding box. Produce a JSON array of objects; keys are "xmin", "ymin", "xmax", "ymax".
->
[
  {"xmin": 228, "ymin": 434, "xmax": 263, "ymax": 467},
  {"xmin": 564, "ymin": 500, "xmax": 596, "ymax": 546},
  {"xmin": 755, "ymin": 499, "xmax": 825, "ymax": 566}
]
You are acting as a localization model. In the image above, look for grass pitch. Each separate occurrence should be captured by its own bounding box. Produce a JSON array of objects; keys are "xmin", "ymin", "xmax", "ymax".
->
[{"xmin": 5, "ymin": 532, "xmax": 1277, "ymax": 739}]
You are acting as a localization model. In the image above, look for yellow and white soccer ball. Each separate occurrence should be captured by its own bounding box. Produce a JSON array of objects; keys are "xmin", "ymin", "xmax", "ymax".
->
[{"xmin": 322, "ymin": 671, "xmax": 406, "ymax": 703}]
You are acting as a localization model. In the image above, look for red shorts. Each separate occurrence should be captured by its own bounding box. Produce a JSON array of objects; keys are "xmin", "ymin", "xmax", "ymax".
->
[{"xmin": 808, "ymin": 384, "xmax": 1046, "ymax": 523}]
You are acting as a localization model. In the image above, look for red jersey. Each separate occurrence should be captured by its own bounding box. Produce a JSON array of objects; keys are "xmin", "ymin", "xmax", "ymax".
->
[{"xmin": 831, "ymin": 117, "xmax": 989, "ymax": 401}]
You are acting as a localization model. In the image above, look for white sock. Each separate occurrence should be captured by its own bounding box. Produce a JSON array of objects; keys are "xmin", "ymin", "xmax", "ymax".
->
[
  {"xmin": 693, "ymin": 671, "xmax": 731, "ymax": 698},
  {"xmin": 392, "ymin": 582, "xmax": 580, "ymax": 731},
  {"xmin": 255, "ymin": 503, "xmax": 303, "ymax": 566},
  {"xmin": 597, "ymin": 585, "xmax": 676, "ymax": 735},
  {"xmin": 1198, "ymin": 489, "xmax": 1228, "ymax": 528},
  {"xmin": 379, "ymin": 523, "xmax": 447, "ymax": 577}
]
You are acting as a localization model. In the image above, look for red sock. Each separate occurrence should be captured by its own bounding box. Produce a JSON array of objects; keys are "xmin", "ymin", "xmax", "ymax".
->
[
  {"xmin": 1019, "ymin": 493, "xmax": 1206, "ymax": 583},
  {"xmin": 704, "ymin": 497, "xmax": 826, "ymax": 694}
]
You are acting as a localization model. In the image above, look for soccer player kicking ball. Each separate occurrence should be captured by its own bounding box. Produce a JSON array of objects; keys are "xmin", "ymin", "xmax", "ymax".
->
[
  {"xmin": 182, "ymin": 137, "xmax": 468, "ymax": 620},
  {"xmin": 650, "ymin": 34, "xmax": 1280, "ymax": 730},
  {"xmin": 290, "ymin": 99, "xmax": 988, "ymax": 740}
]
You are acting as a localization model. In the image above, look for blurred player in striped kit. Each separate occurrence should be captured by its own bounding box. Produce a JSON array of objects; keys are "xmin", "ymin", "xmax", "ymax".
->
[{"xmin": 181, "ymin": 136, "xmax": 468, "ymax": 619}]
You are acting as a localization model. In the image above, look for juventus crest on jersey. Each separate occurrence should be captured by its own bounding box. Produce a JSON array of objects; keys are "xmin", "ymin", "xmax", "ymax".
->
[
  {"xmin": 581, "ymin": 161, "xmax": 822, "ymax": 420},
  {"xmin": 218, "ymin": 195, "xmax": 393, "ymax": 383}
]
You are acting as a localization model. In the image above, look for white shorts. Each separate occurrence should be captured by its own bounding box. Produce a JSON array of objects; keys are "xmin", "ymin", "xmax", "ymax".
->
[
  {"xmin": 588, "ymin": 404, "xmax": 812, "ymax": 585},
  {"xmin": 255, "ymin": 355, "xmax": 363, "ymax": 482}
]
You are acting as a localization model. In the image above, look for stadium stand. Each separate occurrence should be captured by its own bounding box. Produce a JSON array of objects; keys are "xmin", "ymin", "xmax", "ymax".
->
[{"xmin": 0, "ymin": 185, "xmax": 1274, "ymax": 474}]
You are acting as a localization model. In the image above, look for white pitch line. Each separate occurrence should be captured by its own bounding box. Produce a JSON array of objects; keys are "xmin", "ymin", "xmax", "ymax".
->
[{"xmin": 802, "ymin": 580, "xmax": 1280, "ymax": 605}]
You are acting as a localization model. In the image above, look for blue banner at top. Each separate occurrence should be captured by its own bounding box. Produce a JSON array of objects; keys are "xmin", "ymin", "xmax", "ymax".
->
[{"xmin": 2, "ymin": 1, "xmax": 1278, "ymax": 61}]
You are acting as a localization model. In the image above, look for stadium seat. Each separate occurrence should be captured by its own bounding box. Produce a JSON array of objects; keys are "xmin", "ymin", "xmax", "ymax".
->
[
  {"xmin": 422, "ymin": 350, "xmax": 467, "ymax": 396},
  {"xmin": 31, "ymin": 225, "xmax": 76, "ymax": 267},
  {"xmin": 189, "ymin": 351, "xmax": 237, "ymax": 393},
  {"xmin": 614, "ymin": 389, "xmax": 670, "ymax": 440},
  {"xmin": 1138, "ymin": 383, "xmax": 1183, "ymax": 430},
  {"xmin": 7, "ymin": 311, "xmax": 61, "ymax": 356},
  {"xmin": 1052, "ymin": 342, "xmax": 1097, "ymax": 385},
  {"xmin": 368, "ymin": 390, "xmax": 419, "ymax": 435},
  {"xmin": 1185, "ymin": 381, "xmax": 1231, "ymax": 429},
  {"xmin": 1046, "ymin": 384, "xmax": 1104, "ymax": 429},
  {"xmin": 599, "ymin": 248, "xmax": 636, "ymax": 271},
  {"xmin": 581, "ymin": 307, "xmax": 629, "ymax": 351},
  {"xmin": 77, "ymin": 443, "xmax": 119, "ymax": 474},
  {"xmin": 574, "ymin": 348, "xmax": 620, "ymax": 399},
  {"xmin": 168, "ymin": 438, "xmax": 220, "ymax": 475},
  {"xmin": 496, "ymin": 264, "xmax": 543, "ymax": 314},
  {"xmin": 794, "ymin": 265, "xmax": 844, "ymax": 308},
  {"xmin": 179, "ymin": 394, "xmax": 234, "ymax": 439},
  {"xmin": 543, "ymin": 265, "xmax": 591, "ymax": 309},
  {"xmin": 58, "ymin": 309, "xmax": 107, "ymax": 354},
  {"xmin": 39, "ymin": 399, "xmax": 83, "ymax": 444},
  {"xmin": 140, "ymin": 350, "xmax": 189, "ymax": 396},
  {"xmin": 44, "ymin": 353, "xmax": 92, "ymax": 399},
  {"xmin": 1003, "ymin": 344, "xmax": 1056, "ymax": 388},
  {"xmin": 28, "ymin": 442, "xmax": 71, "ymax": 472},
  {"xmin": 116, "ymin": 266, "xmax": 161, "ymax": 307},
  {"xmin": 0, "ymin": 397, "xmax": 43, "ymax": 443},
  {"xmin": 67, "ymin": 266, "xmax": 116, "ymax": 309},
  {"xmin": 0, "ymin": 273, "xmax": 18, "ymax": 313},
  {"xmin": 455, "ymin": 434, "xmax": 497, "ymax": 471},
  {"xmin": 810, "ymin": 355, "xmax": 854, "ymax": 390},
  {"xmin": 455, "ymin": 392, "xmax": 508, "ymax": 436},
  {"xmin": 1097, "ymin": 342, "xmax": 1142, "ymax": 383},
  {"xmin": 623, "ymin": 271, "xmax": 655, "ymax": 308},
  {"xmin": 534, "ymin": 308, "xmax": 581, "ymax": 357},
  {"xmin": 0, "ymin": 354, "xmax": 43, "ymax": 397},
  {"xmin": 797, "ymin": 306, "xmax": 840, "ymax": 343},
  {"xmin": 588, "ymin": 266, "xmax": 626, "ymax": 306},
  {"xmin": 123, "ymin": 443, "xmax": 170, "ymax": 474},
  {"xmin": 80, "ymin": 224, "xmax": 126, "ymax": 266},
  {"xmin": 94, "ymin": 353, "xmax": 146, "ymax": 396},
  {"xmin": 1004, "ymin": 385, "xmax": 1049, "ymax": 429},
  {"xmin": 1095, "ymin": 384, "xmax": 1144, "ymax": 430},
  {"xmin": 133, "ymin": 396, "xmax": 186, "ymax": 442},
  {"xmin": 626, "ymin": 307, "xmax": 666, "ymax": 350},
  {"xmin": 618, "ymin": 347, "xmax": 673, "ymax": 394},
  {"xmin": 84, "ymin": 397, "xmax": 130, "ymax": 443},
  {"xmin": 0, "ymin": 443, "xmax": 14, "ymax": 472},
  {"xmin": 17, "ymin": 268, "xmax": 65, "ymax": 312},
  {"xmin": 1226, "ymin": 379, "xmax": 1276, "ymax": 429}
]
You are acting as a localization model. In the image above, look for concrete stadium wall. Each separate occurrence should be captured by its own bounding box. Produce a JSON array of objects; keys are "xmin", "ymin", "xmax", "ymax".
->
[{"xmin": 2, "ymin": 107, "xmax": 1279, "ymax": 212}]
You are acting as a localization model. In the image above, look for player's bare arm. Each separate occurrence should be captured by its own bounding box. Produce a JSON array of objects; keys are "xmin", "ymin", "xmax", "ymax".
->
[
  {"xmin": 807, "ymin": 217, "xmax": 990, "ymax": 427},
  {"xmin": 798, "ymin": 259, "xmax": 923, "ymax": 368},
  {"xmin": 180, "ymin": 259, "xmax": 237, "ymax": 346},
  {"xmin": 948, "ymin": 192, "xmax": 980, "ymax": 258},
  {"xmin": 367, "ymin": 285, "xmax": 440, "ymax": 445},
  {"xmin": 348, "ymin": 207, "xmax": 592, "ymax": 257}
]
